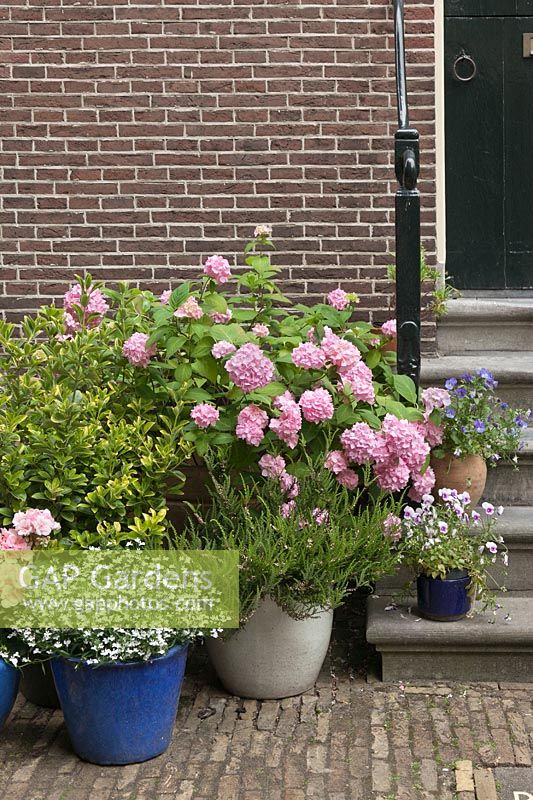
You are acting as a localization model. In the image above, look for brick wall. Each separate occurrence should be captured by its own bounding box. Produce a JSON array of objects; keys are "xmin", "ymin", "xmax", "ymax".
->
[{"xmin": 0, "ymin": 0, "xmax": 436, "ymax": 343}]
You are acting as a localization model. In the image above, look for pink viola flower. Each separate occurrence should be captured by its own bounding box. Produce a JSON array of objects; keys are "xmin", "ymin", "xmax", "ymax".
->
[
  {"xmin": 259, "ymin": 454, "xmax": 286, "ymax": 479},
  {"xmin": 190, "ymin": 403, "xmax": 220, "ymax": 429},
  {"xmin": 212, "ymin": 340, "xmax": 236, "ymax": 359},
  {"xmin": 327, "ymin": 288, "xmax": 350, "ymax": 311},
  {"xmin": 254, "ymin": 224, "xmax": 272, "ymax": 238},
  {"xmin": 299, "ymin": 388, "xmax": 334, "ymax": 423},
  {"xmin": 325, "ymin": 450, "xmax": 349, "ymax": 475},
  {"xmin": 270, "ymin": 391, "xmax": 302, "ymax": 449},
  {"xmin": 0, "ymin": 528, "xmax": 31, "ymax": 551},
  {"xmin": 381, "ymin": 319, "xmax": 397, "ymax": 338},
  {"xmin": 122, "ymin": 332, "xmax": 157, "ymax": 368},
  {"xmin": 210, "ymin": 309, "xmax": 233, "ymax": 324},
  {"xmin": 160, "ymin": 289, "xmax": 172, "ymax": 305},
  {"xmin": 291, "ymin": 342, "xmax": 326, "ymax": 370},
  {"xmin": 203, "ymin": 254, "xmax": 232, "ymax": 285},
  {"xmin": 226, "ymin": 343, "xmax": 274, "ymax": 393},
  {"xmin": 174, "ymin": 296, "xmax": 203, "ymax": 320},
  {"xmin": 338, "ymin": 360, "xmax": 375, "ymax": 405},
  {"xmin": 236, "ymin": 405, "xmax": 269, "ymax": 446},
  {"xmin": 63, "ymin": 284, "xmax": 109, "ymax": 333},
  {"xmin": 252, "ymin": 323, "xmax": 269, "ymax": 338},
  {"xmin": 337, "ymin": 469, "xmax": 359, "ymax": 490},
  {"xmin": 408, "ymin": 466, "xmax": 436, "ymax": 502},
  {"xmin": 383, "ymin": 513, "xmax": 402, "ymax": 542},
  {"xmin": 340, "ymin": 423, "xmax": 378, "ymax": 464},
  {"xmin": 12, "ymin": 508, "xmax": 60, "ymax": 539},
  {"xmin": 320, "ymin": 327, "xmax": 361, "ymax": 372}
]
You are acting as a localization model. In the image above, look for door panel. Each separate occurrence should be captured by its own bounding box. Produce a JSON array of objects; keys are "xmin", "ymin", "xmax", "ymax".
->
[{"xmin": 445, "ymin": 9, "xmax": 533, "ymax": 289}]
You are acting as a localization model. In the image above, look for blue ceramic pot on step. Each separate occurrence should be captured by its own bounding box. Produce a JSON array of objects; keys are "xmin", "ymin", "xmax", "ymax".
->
[
  {"xmin": 51, "ymin": 643, "xmax": 188, "ymax": 765},
  {"xmin": 0, "ymin": 658, "xmax": 20, "ymax": 730},
  {"xmin": 417, "ymin": 571, "xmax": 471, "ymax": 621}
]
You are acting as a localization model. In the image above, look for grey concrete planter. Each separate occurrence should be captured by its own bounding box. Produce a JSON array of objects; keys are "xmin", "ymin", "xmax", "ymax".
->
[{"xmin": 206, "ymin": 596, "xmax": 333, "ymax": 699}]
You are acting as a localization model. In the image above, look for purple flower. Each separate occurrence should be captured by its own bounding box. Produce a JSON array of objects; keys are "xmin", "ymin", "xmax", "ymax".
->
[
  {"xmin": 500, "ymin": 402, "xmax": 509, "ymax": 410},
  {"xmin": 445, "ymin": 377, "xmax": 457, "ymax": 390},
  {"xmin": 445, "ymin": 407, "xmax": 456, "ymax": 419},
  {"xmin": 460, "ymin": 373, "xmax": 473, "ymax": 383},
  {"xmin": 516, "ymin": 416, "xmax": 528, "ymax": 429},
  {"xmin": 455, "ymin": 387, "xmax": 467, "ymax": 398},
  {"xmin": 474, "ymin": 419, "xmax": 486, "ymax": 433}
]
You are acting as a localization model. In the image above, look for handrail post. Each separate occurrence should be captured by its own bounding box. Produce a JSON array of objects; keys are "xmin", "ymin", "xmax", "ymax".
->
[{"xmin": 393, "ymin": 0, "xmax": 421, "ymax": 392}]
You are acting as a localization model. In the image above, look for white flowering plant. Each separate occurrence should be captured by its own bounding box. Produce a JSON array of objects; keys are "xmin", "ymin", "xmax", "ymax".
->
[{"xmin": 396, "ymin": 489, "xmax": 507, "ymax": 608}]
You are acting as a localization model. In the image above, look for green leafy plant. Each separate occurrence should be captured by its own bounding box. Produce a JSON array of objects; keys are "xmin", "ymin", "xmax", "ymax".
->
[{"xmin": 387, "ymin": 245, "xmax": 460, "ymax": 318}]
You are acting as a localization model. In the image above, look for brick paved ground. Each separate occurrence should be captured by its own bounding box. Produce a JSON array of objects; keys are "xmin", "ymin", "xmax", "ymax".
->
[{"xmin": 0, "ymin": 595, "xmax": 532, "ymax": 800}]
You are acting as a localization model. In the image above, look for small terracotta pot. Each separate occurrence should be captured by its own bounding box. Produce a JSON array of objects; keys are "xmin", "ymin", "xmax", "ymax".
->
[{"xmin": 431, "ymin": 453, "xmax": 487, "ymax": 507}]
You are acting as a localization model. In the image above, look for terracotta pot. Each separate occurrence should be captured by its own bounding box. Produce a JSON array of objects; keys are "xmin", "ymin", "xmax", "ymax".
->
[
  {"xmin": 431, "ymin": 453, "xmax": 487, "ymax": 507},
  {"xmin": 371, "ymin": 327, "xmax": 397, "ymax": 354}
]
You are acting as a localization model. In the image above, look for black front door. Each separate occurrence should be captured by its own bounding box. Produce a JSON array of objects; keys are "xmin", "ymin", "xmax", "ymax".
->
[{"xmin": 445, "ymin": 0, "xmax": 533, "ymax": 289}]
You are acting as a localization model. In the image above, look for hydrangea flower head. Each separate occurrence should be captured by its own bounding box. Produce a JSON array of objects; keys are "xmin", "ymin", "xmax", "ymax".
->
[
  {"xmin": 190, "ymin": 403, "xmax": 219, "ymax": 428},
  {"xmin": 252, "ymin": 324, "xmax": 269, "ymax": 338},
  {"xmin": 325, "ymin": 450, "xmax": 349, "ymax": 475},
  {"xmin": 211, "ymin": 340, "xmax": 236, "ymax": 359},
  {"xmin": 259, "ymin": 454, "xmax": 286, "ymax": 479},
  {"xmin": 338, "ymin": 360, "xmax": 375, "ymax": 404},
  {"xmin": 122, "ymin": 333, "xmax": 157, "ymax": 367},
  {"xmin": 12, "ymin": 509, "xmax": 60, "ymax": 539},
  {"xmin": 337, "ymin": 469, "xmax": 359, "ymax": 490},
  {"xmin": 254, "ymin": 224, "xmax": 272, "ymax": 238},
  {"xmin": 174, "ymin": 297, "xmax": 203, "ymax": 320},
  {"xmin": 209, "ymin": 309, "xmax": 233, "ymax": 324},
  {"xmin": 291, "ymin": 342, "xmax": 326, "ymax": 370},
  {"xmin": 327, "ymin": 288, "xmax": 350, "ymax": 311},
  {"xmin": 270, "ymin": 391, "xmax": 302, "ymax": 448},
  {"xmin": 226, "ymin": 343, "xmax": 274, "ymax": 393},
  {"xmin": 63, "ymin": 284, "xmax": 109, "ymax": 333},
  {"xmin": 236, "ymin": 405, "xmax": 269, "ymax": 446},
  {"xmin": 160, "ymin": 289, "xmax": 172, "ymax": 305},
  {"xmin": 381, "ymin": 319, "xmax": 397, "ymax": 337},
  {"xmin": 203, "ymin": 254, "xmax": 232, "ymax": 285},
  {"xmin": 0, "ymin": 528, "xmax": 31, "ymax": 550},
  {"xmin": 341, "ymin": 423, "xmax": 378, "ymax": 464},
  {"xmin": 299, "ymin": 388, "xmax": 334, "ymax": 423},
  {"xmin": 320, "ymin": 327, "xmax": 361, "ymax": 372}
]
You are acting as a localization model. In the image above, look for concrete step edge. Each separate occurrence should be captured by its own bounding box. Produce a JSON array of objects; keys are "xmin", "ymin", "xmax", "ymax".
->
[{"xmin": 421, "ymin": 354, "xmax": 533, "ymax": 384}]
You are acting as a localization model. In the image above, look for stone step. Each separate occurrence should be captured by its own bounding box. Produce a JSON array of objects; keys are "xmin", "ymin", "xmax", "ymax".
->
[
  {"xmin": 379, "ymin": 506, "xmax": 533, "ymax": 593},
  {"xmin": 366, "ymin": 593, "xmax": 533, "ymax": 682},
  {"xmin": 484, "ymin": 427, "xmax": 533, "ymax": 505},
  {"xmin": 421, "ymin": 352, "xmax": 533, "ymax": 407},
  {"xmin": 437, "ymin": 298, "xmax": 533, "ymax": 354}
]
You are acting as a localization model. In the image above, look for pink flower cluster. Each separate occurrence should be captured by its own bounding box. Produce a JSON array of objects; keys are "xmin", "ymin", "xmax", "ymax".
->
[
  {"xmin": 174, "ymin": 297, "xmax": 203, "ymax": 320},
  {"xmin": 2, "ymin": 509, "xmax": 61, "ymax": 549},
  {"xmin": 291, "ymin": 342, "xmax": 326, "ymax": 370},
  {"xmin": 236, "ymin": 405, "xmax": 269, "ymax": 446},
  {"xmin": 258, "ymin": 454, "xmax": 300, "ymax": 517},
  {"xmin": 160, "ymin": 289, "xmax": 172, "ymax": 305},
  {"xmin": 259, "ymin": 454, "xmax": 286, "ymax": 479},
  {"xmin": 383, "ymin": 513, "xmax": 402, "ymax": 541},
  {"xmin": 381, "ymin": 319, "xmax": 397, "ymax": 338},
  {"xmin": 335, "ymin": 415, "xmax": 434, "ymax": 500},
  {"xmin": 254, "ymin": 224, "xmax": 272, "ymax": 238},
  {"xmin": 327, "ymin": 288, "xmax": 350, "ymax": 311},
  {"xmin": 190, "ymin": 403, "xmax": 219, "ymax": 429},
  {"xmin": 270, "ymin": 391, "xmax": 302, "ymax": 449},
  {"xmin": 252, "ymin": 324, "xmax": 269, "ymax": 338},
  {"xmin": 212, "ymin": 340, "xmax": 236, "ymax": 359},
  {"xmin": 321, "ymin": 326, "xmax": 361, "ymax": 372},
  {"xmin": 225, "ymin": 343, "xmax": 274, "ymax": 393},
  {"xmin": 203, "ymin": 254, "xmax": 232, "ymax": 285},
  {"xmin": 421, "ymin": 387, "xmax": 451, "ymax": 418},
  {"xmin": 122, "ymin": 333, "xmax": 157, "ymax": 368},
  {"xmin": 63, "ymin": 284, "xmax": 109, "ymax": 334},
  {"xmin": 299, "ymin": 388, "xmax": 334, "ymax": 423},
  {"xmin": 324, "ymin": 449, "xmax": 359, "ymax": 490},
  {"xmin": 338, "ymin": 360, "xmax": 375, "ymax": 405},
  {"xmin": 210, "ymin": 309, "xmax": 232, "ymax": 324}
]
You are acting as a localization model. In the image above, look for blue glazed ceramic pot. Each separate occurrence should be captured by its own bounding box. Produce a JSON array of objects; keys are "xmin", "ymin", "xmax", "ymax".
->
[
  {"xmin": 51, "ymin": 643, "xmax": 188, "ymax": 765},
  {"xmin": 417, "ymin": 571, "xmax": 471, "ymax": 621},
  {"xmin": 0, "ymin": 659, "xmax": 20, "ymax": 730}
]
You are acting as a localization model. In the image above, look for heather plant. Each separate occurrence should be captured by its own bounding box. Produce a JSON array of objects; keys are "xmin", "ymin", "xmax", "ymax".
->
[
  {"xmin": 427, "ymin": 369, "xmax": 531, "ymax": 466},
  {"xmin": 181, "ymin": 461, "xmax": 404, "ymax": 623}
]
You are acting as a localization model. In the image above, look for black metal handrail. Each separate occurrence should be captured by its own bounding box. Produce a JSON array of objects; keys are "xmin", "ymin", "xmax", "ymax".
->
[{"xmin": 393, "ymin": 0, "xmax": 421, "ymax": 391}]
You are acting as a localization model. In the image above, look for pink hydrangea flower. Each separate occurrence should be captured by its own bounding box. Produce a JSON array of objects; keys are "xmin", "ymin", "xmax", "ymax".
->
[
  {"xmin": 380, "ymin": 414, "xmax": 430, "ymax": 474},
  {"xmin": 337, "ymin": 469, "xmax": 359, "ymax": 490},
  {"xmin": 210, "ymin": 309, "xmax": 233, "ymax": 324},
  {"xmin": 190, "ymin": 403, "xmax": 219, "ymax": 428},
  {"xmin": 307, "ymin": 327, "xmax": 316, "ymax": 342},
  {"xmin": 174, "ymin": 297, "xmax": 203, "ymax": 320},
  {"xmin": 383, "ymin": 513, "xmax": 402, "ymax": 542},
  {"xmin": 381, "ymin": 319, "xmax": 397, "ymax": 337},
  {"xmin": 122, "ymin": 333, "xmax": 157, "ymax": 368},
  {"xmin": 281, "ymin": 500, "xmax": 296, "ymax": 518},
  {"xmin": 236, "ymin": 405, "xmax": 269, "ymax": 446},
  {"xmin": 226, "ymin": 343, "xmax": 274, "ymax": 393},
  {"xmin": 419, "ymin": 420, "xmax": 444, "ymax": 448},
  {"xmin": 63, "ymin": 284, "xmax": 109, "ymax": 333},
  {"xmin": 0, "ymin": 528, "xmax": 31, "ymax": 551},
  {"xmin": 254, "ymin": 224, "xmax": 272, "ymax": 238},
  {"xmin": 374, "ymin": 458, "xmax": 411, "ymax": 493},
  {"xmin": 280, "ymin": 471, "xmax": 299, "ymax": 499},
  {"xmin": 338, "ymin": 360, "xmax": 375, "ymax": 404},
  {"xmin": 203, "ymin": 254, "xmax": 232, "ymax": 285},
  {"xmin": 325, "ymin": 450, "xmax": 349, "ymax": 475},
  {"xmin": 212, "ymin": 340, "xmax": 236, "ymax": 359},
  {"xmin": 408, "ymin": 466, "xmax": 436, "ymax": 502},
  {"xmin": 12, "ymin": 509, "xmax": 60, "ymax": 539},
  {"xmin": 320, "ymin": 327, "xmax": 361, "ymax": 372},
  {"xmin": 259, "ymin": 454, "xmax": 286, "ymax": 479},
  {"xmin": 422, "ymin": 387, "xmax": 451, "ymax": 419},
  {"xmin": 270, "ymin": 391, "xmax": 302, "ymax": 449},
  {"xmin": 252, "ymin": 324, "xmax": 269, "ymax": 338},
  {"xmin": 160, "ymin": 289, "xmax": 172, "ymax": 305},
  {"xmin": 291, "ymin": 342, "xmax": 326, "ymax": 370},
  {"xmin": 299, "ymin": 388, "xmax": 334, "ymax": 423},
  {"xmin": 340, "ymin": 423, "xmax": 378, "ymax": 464},
  {"xmin": 312, "ymin": 508, "xmax": 329, "ymax": 526},
  {"xmin": 327, "ymin": 288, "xmax": 350, "ymax": 311}
]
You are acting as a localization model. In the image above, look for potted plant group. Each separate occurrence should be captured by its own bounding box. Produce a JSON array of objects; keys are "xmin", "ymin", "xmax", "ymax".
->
[
  {"xmin": 397, "ymin": 489, "xmax": 507, "ymax": 621},
  {"xmin": 426, "ymin": 370, "xmax": 530, "ymax": 505},
  {"xmin": 6, "ymin": 628, "xmax": 193, "ymax": 764},
  {"xmin": 183, "ymin": 462, "xmax": 403, "ymax": 699}
]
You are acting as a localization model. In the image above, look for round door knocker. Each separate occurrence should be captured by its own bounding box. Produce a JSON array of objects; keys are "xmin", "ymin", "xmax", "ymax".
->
[{"xmin": 453, "ymin": 50, "xmax": 477, "ymax": 82}]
